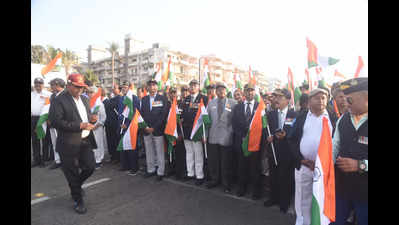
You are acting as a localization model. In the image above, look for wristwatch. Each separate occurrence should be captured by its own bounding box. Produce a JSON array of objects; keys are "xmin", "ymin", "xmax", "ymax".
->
[{"xmin": 358, "ymin": 160, "xmax": 367, "ymax": 173}]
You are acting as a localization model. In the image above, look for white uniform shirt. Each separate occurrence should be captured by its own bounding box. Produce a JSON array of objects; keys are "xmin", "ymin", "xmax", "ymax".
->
[
  {"xmin": 243, "ymin": 99, "xmax": 255, "ymax": 115},
  {"xmin": 299, "ymin": 110, "xmax": 332, "ymax": 161},
  {"xmin": 31, "ymin": 89, "xmax": 52, "ymax": 116},
  {"xmin": 72, "ymin": 96, "xmax": 90, "ymax": 138}
]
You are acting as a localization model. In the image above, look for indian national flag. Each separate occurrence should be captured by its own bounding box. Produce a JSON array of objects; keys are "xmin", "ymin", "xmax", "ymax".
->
[
  {"xmin": 41, "ymin": 51, "xmax": 63, "ymax": 77},
  {"xmin": 164, "ymin": 97, "xmax": 179, "ymax": 154},
  {"xmin": 201, "ymin": 58, "xmax": 211, "ymax": 91},
  {"xmin": 161, "ymin": 57, "xmax": 172, "ymax": 89},
  {"xmin": 249, "ymin": 66, "xmax": 261, "ymax": 102},
  {"xmin": 234, "ymin": 68, "xmax": 242, "ymax": 90},
  {"xmin": 354, "ymin": 56, "xmax": 365, "ymax": 78},
  {"xmin": 190, "ymin": 98, "xmax": 211, "ymax": 141},
  {"xmin": 90, "ymin": 87, "xmax": 102, "ymax": 114},
  {"xmin": 287, "ymin": 67, "xmax": 296, "ymax": 108},
  {"xmin": 334, "ymin": 69, "xmax": 347, "ymax": 80},
  {"xmin": 153, "ymin": 60, "xmax": 163, "ymax": 89},
  {"xmin": 35, "ymin": 97, "xmax": 51, "ymax": 139},
  {"xmin": 318, "ymin": 55, "xmax": 339, "ymax": 68},
  {"xmin": 242, "ymin": 98, "xmax": 267, "ymax": 157},
  {"xmin": 307, "ymin": 37, "xmax": 318, "ymax": 68},
  {"xmin": 311, "ymin": 117, "xmax": 335, "ymax": 225},
  {"xmin": 121, "ymin": 84, "xmax": 135, "ymax": 120},
  {"xmin": 117, "ymin": 109, "xmax": 147, "ymax": 151}
]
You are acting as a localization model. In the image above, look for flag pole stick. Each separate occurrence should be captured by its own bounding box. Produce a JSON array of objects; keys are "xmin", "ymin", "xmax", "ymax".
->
[
  {"xmin": 120, "ymin": 117, "xmax": 126, "ymax": 134},
  {"xmin": 266, "ymin": 125, "xmax": 278, "ymax": 166},
  {"xmin": 202, "ymin": 125, "xmax": 207, "ymax": 159}
]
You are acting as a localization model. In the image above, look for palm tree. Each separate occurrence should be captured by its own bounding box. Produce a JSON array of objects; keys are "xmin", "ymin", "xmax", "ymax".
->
[
  {"xmin": 31, "ymin": 45, "xmax": 49, "ymax": 64},
  {"xmin": 106, "ymin": 42, "xmax": 119, "ymax": 88},
  {"xmin": 84, "ymin": 69, "xmax": 99, "ymax": 85},
  {"xmin": 61, "ymin": 49, "xmax": 78, "ymax": 79}
]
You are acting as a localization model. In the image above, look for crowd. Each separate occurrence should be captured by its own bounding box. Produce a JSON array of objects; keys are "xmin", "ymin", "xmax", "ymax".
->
[{"xmin": 31, "ymin": 74, "xmax": 368, "ymax": 225}]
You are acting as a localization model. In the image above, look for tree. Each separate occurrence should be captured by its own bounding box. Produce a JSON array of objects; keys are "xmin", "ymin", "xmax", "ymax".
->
[
  {"xmin": 106, "ymin": 42, "xmax": 119, "ymax": 88},
  {"xmin": 84, "ymin": 69, "xmax": 99, "ymax": 85},
  {"xmin": 31, "ymin": 45, "xmax": 49, "ymax": 64},
  {"xmin": 61, "ymin": 49, "xmax": 78, "ymax": 79}
]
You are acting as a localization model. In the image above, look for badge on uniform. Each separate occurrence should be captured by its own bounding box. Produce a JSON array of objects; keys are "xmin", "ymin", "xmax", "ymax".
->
[
  {"xmin": 358, "ymin": 136, "xmax": 368, "ymax": 145},
  {"xmin": 284, "ymin": 118, "xmax": 294, "ymax": 126},
  {"xmin": 152, "ymin": 101, "xmax": 163, "ymax": 107},
  {"xmin": 190, "ymin": 102, "xmax": 199, "ymax": 109},
  {"xmin": 225, "ymin": 103, "xmax": 231, "ymax": 112}
]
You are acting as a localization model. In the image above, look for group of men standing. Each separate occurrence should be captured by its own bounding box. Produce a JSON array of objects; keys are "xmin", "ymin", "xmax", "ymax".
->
[{"xmin": 31, "ymin": 73, "xmax": 368, "ymax": 225}]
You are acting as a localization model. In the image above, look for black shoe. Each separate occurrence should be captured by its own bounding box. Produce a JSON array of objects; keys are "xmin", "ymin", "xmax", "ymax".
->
[
  {"xmin": 252, "ymin": 194, "xmax": 261, "ymax": 200},
  {"xmin": 280, "ymin": 207, "xmax": 288, "ymax": 214},
  {"xmin": 127, "ymin": 170, "xmax": 138, "ymax": 176},
  {"xmin": 31, "ymin": 162, "xmax": 40, "ymax": 168},
  {"xmin": 49, "ymin": 163, "xmax": 61, "ymax": 170},
  {"xmin": 74, "ymin": 199, "xmax": 87, "ymax": 214},
  {"xmin": 156, "ymin": 175, "xmax": 163, "ymax": 181},
  {"xmin": 224, "ymin": 187, "xmax": 232, "ymax": 194},
  {"xmin": 264, "ymin": 200, "xmax": 277, "ymax": 207},
  {"xmin": 195, "ymin": 179, "xmax": 204, "ymax": 186},
  {"xmin": 206, "ymin": 182, "xmax": 219, "ymax": 189},
  {"xmin": 184, "ymin": 176, "xmax": 195, "ymax": 182},
  {"xmin": 236, "ymin": 187, "xmax": 246, "ymax": 197},
  {"xmin": 143, "ymin": 172, "xmax": 156, "ymax": 178},
  {"xmin": 95, "ymin": 163, "xmax": 102, "ymax": 170}
]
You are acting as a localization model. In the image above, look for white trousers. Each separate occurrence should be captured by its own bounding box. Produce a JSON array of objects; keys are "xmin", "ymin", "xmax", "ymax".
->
[
  {"xmin": 49, "ymin": 128, "xmax": 60, "ymax": 164},
  {"xmin": 184, "ymin": 140, "xmax": 204, "ymax": 179},
  {"xmin": 93, "ymin": 126, "xmax": 105, "ymax": 163},
  {"xmin": 294, "ymin": 166, "xmax": 314, "ymax": 225},
  {"xmin": 143, "ymin": 134, "xmax": 165, "ymax": 176}
]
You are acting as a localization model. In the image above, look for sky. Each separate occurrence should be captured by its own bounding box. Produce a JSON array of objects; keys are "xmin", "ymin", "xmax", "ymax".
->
[{"xmin": 31, "ymin": 0, "xmax": 367, "ymax": 85}]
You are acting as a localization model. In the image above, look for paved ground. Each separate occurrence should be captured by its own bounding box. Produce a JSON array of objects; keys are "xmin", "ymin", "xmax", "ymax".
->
[{"xmin": 31, "ymin": 157, "xmax": 296, "ymax": 225}]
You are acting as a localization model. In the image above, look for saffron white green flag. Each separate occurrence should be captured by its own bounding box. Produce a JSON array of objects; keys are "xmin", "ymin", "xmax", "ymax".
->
[
  {"xmin": 117, "ymin": 109, "xmax": 147, "ymax": 151},
  {"xmin": 35, "ymin": 97, "xmax": 51, "ymax": 139},
  {"xmin": 201, "ymin": 59, "xmax": 210, "ymax": 93},
  {"xmin": 89, "ymin": 87, "xmax": 102, "ymax": 114},
  {"xmin": 311, "ymin": 117, "xmax": 335, "ymax": 225},
  {"xmin": 190, "ymin": 98, "xmax": 211, "ymax": 141},
  {"xmin": 121, "ymin": 84, "xmax": 135, "ymax": 120}
]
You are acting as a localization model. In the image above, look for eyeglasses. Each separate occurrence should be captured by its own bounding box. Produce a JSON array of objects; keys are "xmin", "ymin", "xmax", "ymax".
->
[{"xmin": 346, "ymin": 97, "xmax": 353, "ymax": 105}]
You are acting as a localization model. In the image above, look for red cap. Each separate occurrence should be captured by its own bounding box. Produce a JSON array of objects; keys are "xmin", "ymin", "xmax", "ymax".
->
[{"xmin": 67, "ymin": 73, "xmax": 88, "ymax": 88}]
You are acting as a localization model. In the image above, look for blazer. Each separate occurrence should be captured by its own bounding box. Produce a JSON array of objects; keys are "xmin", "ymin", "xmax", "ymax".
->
[
  {"xmin": 232, "ymin": 101, "xmax": 259, "ymax": 140},
  {"xmin": 139, "ymin": 94, "xmax": 169, "ymax": 136},
  {"xmin": 49, "ymin": 91, "xmax": 97, "ymax": 156},
  {"xmin": 266, "ymin": 107, "xmax": 297, "ymax": 165},
  {"xmin": 181, "ymin": 93, "xmax": 208, "ymax": 140},
  {"xmin": 207, "ymin": 98, "xmax": 237, "ymax": 146}
]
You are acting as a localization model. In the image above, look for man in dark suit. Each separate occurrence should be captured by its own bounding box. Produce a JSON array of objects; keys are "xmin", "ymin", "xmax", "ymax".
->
[
  {"xmin": 49, "ymin": 73, "xmax": 97, "ymax": 214},
  {"xmin": 232, "ymin": 83, "xmax": 265, "ymax": 200},
  {"xmin": 263, "ymin": 88, "xmax": 297, "ymax": 214},
  {"xmin": 140, "ymin": 79, "xmax": 169, "ymax": 181},
  {"xmin": 105, "ymin": 84, "xmax": 123, "ymax": 164}
]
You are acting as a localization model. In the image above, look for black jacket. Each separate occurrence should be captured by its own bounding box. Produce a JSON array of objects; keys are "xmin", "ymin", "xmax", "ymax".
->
[
  {"xmin": 181, "ymin": 93, "xmax": 208, "ymax": 140},
  {"xmin": 139, "ymin": 94, "xmax": 169, "ymax": 136},
  {"xmin": 267, "ymin": 108, "xmax": 297, "ymax": 166},
  {"xmin": 287, "ymin": 109, "xmax": 338, "ymax": 170},
  {"xmin": 49, "ymin": 91, "xmax": 97, "ymax": 156}
]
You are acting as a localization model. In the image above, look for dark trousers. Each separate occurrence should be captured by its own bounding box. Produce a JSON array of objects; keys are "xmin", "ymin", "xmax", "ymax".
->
[
  {"xmin": 174, "ymin": 139, "xmax": 187, "ymax": 179},
  {"xmin": 31, "ymin": 116, "xmax": 42, "ymax": 164},
  {"xmin": 120, "ymin": 150, "xmax": 139, "ymax": 172},
  {"xmin": 331, "ymin": 195, "xmax": 368, "ymax": 225},
  {"xmin": 208, "ymin": 143, "xmax": 233, "ymax": 188},
  {"xmin": 58, "ymin": 138, "xmax": 95, "ymax": 202},
  {"xmin": 43, "ymin": 126, "xmax": 52, "ymax": 161},
  {"xmin": 268, "ymin": 157, "xmax": 294, "ymax": 211},
  {"xmin": 105, "ymin": 125, "xmax": 120, "ymax": 161},
  {"xmin": 237, "ymin": 149, "xmax": 261, "ymax": 196}
]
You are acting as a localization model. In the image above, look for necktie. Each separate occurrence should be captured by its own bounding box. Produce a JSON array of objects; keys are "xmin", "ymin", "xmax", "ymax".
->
[{"xmin": 246, "ymin": 102, "xmax": 251, "ymax": 122}]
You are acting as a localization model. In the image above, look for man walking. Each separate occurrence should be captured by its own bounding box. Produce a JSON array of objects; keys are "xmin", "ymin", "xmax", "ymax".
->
[
  {"xmin": 49, "ymin": 73, "xmax": 97, "ymax": 214},
  {"xmin": 47, "ymin": 78, "xmax": 65, "ymax": 170},
  {"xmin": 31, "ymin": 77, "xmax": 52, "ymax": 168}
]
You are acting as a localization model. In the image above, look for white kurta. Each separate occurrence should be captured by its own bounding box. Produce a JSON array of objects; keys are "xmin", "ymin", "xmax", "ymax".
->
[
  {"xmin": 295, "ymin": 110, "xmax": 332, "ymax": 225},
  {"xmin": 92, "ymin": 102, "xmax": 107, "ymax": 163}
]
